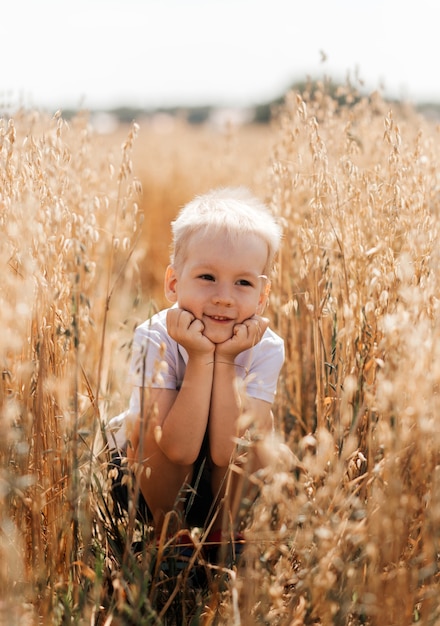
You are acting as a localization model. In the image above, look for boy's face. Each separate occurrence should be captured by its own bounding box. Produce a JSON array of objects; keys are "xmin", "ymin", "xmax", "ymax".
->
[{"xmin": 165, "ymin": 230, "xmax": 269, "ymax": 344}]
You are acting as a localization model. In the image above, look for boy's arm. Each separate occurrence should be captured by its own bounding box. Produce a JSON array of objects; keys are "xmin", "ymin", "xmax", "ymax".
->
[
  {"xmin": 208, "ymin": 315, "xmax": 273, "ymax": 467},
  {"xmin": 128, "ymin": 364, "xmax": 212, "ymax": 467},
  {"xmin": 209, "ymin": 362, "xmax": 272, "ymax": 467},
  {"xmin": 131, "ymin": 308, "xmax": 215, "ymax": 466},
  {"xmin": 154, "ymin": 356, "xmax": 214, "ymax": 464}
]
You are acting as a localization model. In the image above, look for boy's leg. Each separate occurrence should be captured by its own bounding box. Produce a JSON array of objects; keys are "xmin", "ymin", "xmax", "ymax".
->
[
  {"xmin": 109, "ymin": 449, "xmax": 150, "ymax": 523},
  {"xmin": 204, "ymin": 464, "xmax": 248, "ymax": 565},
  {"xmin": 209, "ymin": 443, "xmax": 263, "ymax": 534},
  {"xmin": 128, "ymin": 433, "xmax": 194, "ymax": 534},
  {"xmin": 210, "ymin": 464, "xmax": 246, "ymax": 532}
]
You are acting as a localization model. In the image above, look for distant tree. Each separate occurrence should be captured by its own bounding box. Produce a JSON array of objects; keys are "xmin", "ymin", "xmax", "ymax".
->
[
  {"xmin": 185, "ymin": 106, "xmax": 212, "ymax": 124},
  {"xmin": 253, "ymin": 77, "xmax": 364, "ymax": 124}
]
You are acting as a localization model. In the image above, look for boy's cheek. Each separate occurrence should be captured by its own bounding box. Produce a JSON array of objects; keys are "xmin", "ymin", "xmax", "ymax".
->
[{"xmin": 182, "ymin": 306, "xmax": 199, "ymax": 321}]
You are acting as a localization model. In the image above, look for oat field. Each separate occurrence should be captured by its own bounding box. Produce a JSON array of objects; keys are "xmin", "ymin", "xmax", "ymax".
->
[{"xmin": 1, "ymin": 85, "xmax": 440, "ymax": 625}]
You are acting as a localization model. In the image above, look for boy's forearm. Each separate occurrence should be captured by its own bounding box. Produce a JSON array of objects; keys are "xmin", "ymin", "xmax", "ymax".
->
[
  {"xmin": 159, "ymin": 358, "xmax": 214, "ymax": 464},
  {"xmin": 209, "ymin": 359, "xmax": 242, "ymax": 467}
]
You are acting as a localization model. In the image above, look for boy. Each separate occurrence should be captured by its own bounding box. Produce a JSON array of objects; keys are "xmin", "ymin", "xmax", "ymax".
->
[{"xmin": 108, "ymin": 187, "xmax": 284, "ymax": 551}]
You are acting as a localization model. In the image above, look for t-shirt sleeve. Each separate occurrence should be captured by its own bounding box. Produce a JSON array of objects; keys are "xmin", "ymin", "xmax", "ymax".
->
[
  {"xmin": 242, "ymin": 331, "xmax": 285, "ymax": 404},
  {"xmin": 129, "ymin": 322, "xmax": 178, "ymax": 390}
]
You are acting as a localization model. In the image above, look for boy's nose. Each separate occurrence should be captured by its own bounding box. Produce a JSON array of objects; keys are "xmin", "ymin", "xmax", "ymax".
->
[{"xmin": 212, "ymin": 285, "xmax": 233, "ymax": 306}]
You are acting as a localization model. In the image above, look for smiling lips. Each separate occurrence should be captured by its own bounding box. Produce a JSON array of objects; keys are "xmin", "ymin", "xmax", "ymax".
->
[{"xmin": 206, "ymin": 314, "xmax": 233, "ymax": 322}]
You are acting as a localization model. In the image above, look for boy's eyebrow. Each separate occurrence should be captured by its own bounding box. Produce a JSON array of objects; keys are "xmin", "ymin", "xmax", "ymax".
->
[
  {"xmin": 192, "ymin": 261, "xmax": 267, "ymax": 279},
  {"xmin": 193, "ymin": 263, "xmax": 263, "ymax": 278}
]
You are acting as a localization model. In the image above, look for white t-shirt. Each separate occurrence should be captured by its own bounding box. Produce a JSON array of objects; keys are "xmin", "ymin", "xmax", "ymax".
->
[{"xmin": 107, "ymin": 307, "xmax": 284, "ymax": 449}]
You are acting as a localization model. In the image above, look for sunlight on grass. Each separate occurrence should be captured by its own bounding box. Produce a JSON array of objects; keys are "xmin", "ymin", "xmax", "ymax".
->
[{"xmin": 2, "ymin": 84, "xmax": 440, "ymax": 624}]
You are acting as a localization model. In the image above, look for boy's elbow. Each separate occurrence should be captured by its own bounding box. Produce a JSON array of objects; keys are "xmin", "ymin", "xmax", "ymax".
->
[
  {"xmin": 162, "ymin": 443, "xmax": 199, "ymax": 466},
  {"xmin": 209, "ymin": 448, "xmax": 231, "ymax": 468}
]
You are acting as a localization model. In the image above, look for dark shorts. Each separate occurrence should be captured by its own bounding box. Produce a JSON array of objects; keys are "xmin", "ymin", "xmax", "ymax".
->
[{"xmin": 109, "ymin": 441, "xmax": 215, "ymax": 528}]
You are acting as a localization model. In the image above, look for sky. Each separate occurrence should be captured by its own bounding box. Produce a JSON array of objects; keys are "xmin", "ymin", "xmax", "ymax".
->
[{"xmin": 2, "ymin": 0, "xmax": 439, "ymax": 112}]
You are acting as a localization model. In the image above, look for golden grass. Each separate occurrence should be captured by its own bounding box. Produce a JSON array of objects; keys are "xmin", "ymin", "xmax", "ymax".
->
[{"xmin": 1, "ymin": 86, "xmax": 440, "ymax": 625}]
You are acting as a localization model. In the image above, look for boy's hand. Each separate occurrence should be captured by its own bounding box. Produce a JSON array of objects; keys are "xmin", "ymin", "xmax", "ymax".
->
[
  {"xmin": 215, "ymin": 315, "xmax": 269, "ymax": 360},
  {"xmin": 166, "ymin": 308, "xmax": 215, "ymax": 358}
]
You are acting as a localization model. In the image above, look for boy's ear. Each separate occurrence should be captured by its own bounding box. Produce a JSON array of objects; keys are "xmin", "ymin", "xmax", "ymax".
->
[
  {"xmin": 256, "ymin": 279, "xmax": 271, "ymax": 315},
  {"xmin": 164, "ymin": 265, "xmax": 178, "ymax": 303}
]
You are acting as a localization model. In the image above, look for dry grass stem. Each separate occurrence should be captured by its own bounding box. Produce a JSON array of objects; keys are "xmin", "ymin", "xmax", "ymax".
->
[{"xmin": 2, "ymin": 86, "xmax": 440, "ymax": 624}]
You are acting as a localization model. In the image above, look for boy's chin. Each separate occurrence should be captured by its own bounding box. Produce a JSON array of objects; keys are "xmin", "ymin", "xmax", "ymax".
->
[{"xmin": 203, "ymin": 329, "xmax": 232, "ymax": 345}]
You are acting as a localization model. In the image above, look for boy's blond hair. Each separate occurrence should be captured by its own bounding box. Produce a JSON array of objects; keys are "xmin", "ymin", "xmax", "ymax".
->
[{"xmin": 170, "ymin": 187, "xmax": 282, "ymax": 274}]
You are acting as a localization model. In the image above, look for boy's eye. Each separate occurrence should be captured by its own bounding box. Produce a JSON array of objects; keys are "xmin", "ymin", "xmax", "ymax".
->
[
  {"xmin": 236, "ymin": 279, "xmax": 253, "ymax": 287},
  {"xmin": 199, "ymin": 274, "xmax": 215, "ymax": 281}
]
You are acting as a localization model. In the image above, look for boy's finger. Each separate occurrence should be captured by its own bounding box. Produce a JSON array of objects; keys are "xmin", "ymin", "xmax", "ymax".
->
[
  {"xmin": 190, "ymin": 318, "xmax": 204, "ymax": 333},
  {"xmin": 177, "ymin": 309, "xmax": 195, "ymax": 329},
  {"xmin": 244, "ymin": 317, "xmax": 262, "ymax": 332},
  {"xmin": 233, "ymin": 323, "xmax": 246, "ymax": 337},
  {"xmin": 245, "ymin": 317, "xmax": 267, "ymax": 342}
]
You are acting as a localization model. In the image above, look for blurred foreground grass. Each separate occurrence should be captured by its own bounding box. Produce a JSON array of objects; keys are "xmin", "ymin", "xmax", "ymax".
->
[{"xmin": 1, "ymin": 88, "xmax": 440, "ymax": 624}]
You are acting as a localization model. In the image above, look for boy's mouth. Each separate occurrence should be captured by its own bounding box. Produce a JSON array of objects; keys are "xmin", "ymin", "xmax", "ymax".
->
[{"xmin": 206, "ymin": 314, "xmax": 233, "ymax": 322}]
